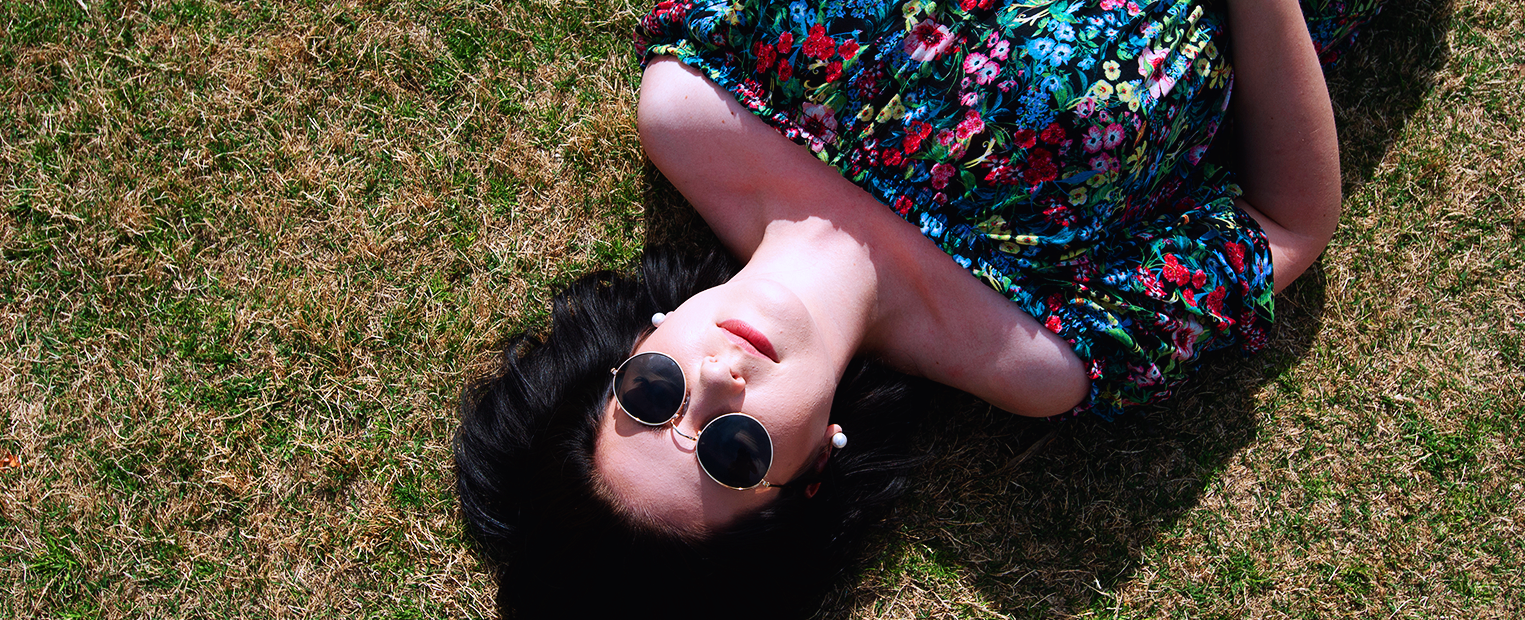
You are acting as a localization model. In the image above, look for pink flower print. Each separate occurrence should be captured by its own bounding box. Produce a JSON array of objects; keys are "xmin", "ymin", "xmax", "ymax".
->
[
  {"xmin": 991, "ymin": 39, "xmax": 1010, "ymax": 61},
  {"xmin": 1186, "ymin": 144, "xmax": 1208, "ymax": 165},
  {"xmin": 1075, "ymin": 96, "xmax": 1095, "ymax": 118},
  {"xmin": 904, "ymin": 19, "xmax": 954, "ymax": 62},
  {"xmin": 1099, "ymin": 0, "xmax": 1122, "ymax": 9},
  {"xmin": 1138, "ymin": 46, "xmax": 1177, "ymax": 99},
  {"xmin": 1089, "ymin": 152, "xmax": 1119, "ymax": 173},
  {"xmin": 931, "ymin": 163, "xmax": 955, "ymax": 189},
  {"xmin": 799, "ymin": 102, "xmax": 839, "ymax": 150},
  {"xmin": 1083, "ymin": 126, "xmax": 1105, "ymax": 153},
  {"xmin": 963, "ymin": 53, "xmax": 989, "ymax": 74},
  {"xmin": 955, "ymin": 109, "xmax": 985, "ymax": 140},
  {"xmin": 974, "ymin": 61, "xmax": 1000, "ymax": 85},
  {"xmin": 959, "ymin": 90, "xmax": 980, "ymax": 107},
  {"xmin": 1170, "ymin": 316, "xmax": 1205, "ymax": 361},
  {"xmin": 1102, "ymin": 123, "xmax": 1124, "ymax": 150}
]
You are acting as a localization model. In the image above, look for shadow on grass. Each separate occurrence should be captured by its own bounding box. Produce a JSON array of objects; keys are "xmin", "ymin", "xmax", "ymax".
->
[
  {"xmin": 817, "ymin": 3, "xmax": 1454, "ymax": 617},
  {"xmin": 634, "ymin": 3, "xmax": 1451, "ymax": 618}
]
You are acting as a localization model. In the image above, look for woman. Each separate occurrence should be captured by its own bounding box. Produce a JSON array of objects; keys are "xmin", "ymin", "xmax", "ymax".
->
[{"xmin": 457, "ymin": 0, "xmax": 1382, "ymax": 617}]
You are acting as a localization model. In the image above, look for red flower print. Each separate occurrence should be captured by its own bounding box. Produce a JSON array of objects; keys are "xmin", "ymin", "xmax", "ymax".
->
[
  {"xmin": 1022, "ymin": 148, "xmax": 1058, "ymax": 185},
  {"xmin": 1205, "ymin": 286, "xmax": 1227, "ymax": 316},
  {"xmin": 754, "ymin": 41, "xmax": 776, "ymax": 73},
  {"xmin": 825, "ymin": 60, "xmax": 843, "ymax": 82},
  {"xmin": 838, "ymin": 39, "xmax": 860, "ymax": 60},
  {"xmin": 1043, "ymin": 202, "xmax": 1075, "ymax": 226},
  {"xmin": 903, "ymin": 121, "xmax": 932, "ymax": 154},
  {"xmin": 1192, "ymin": 269, "xmax": 1207, "ymax": 289},
  {"xmin": 883, "ymin": 148, "xmax": 904, "ymax": 167},
  {"xmin": 777, "ymin": 58, "xmax": 793, "ymax": 82},
  {"xmin": 803, "ymin": 25, "xmax": 835, "ymax": 60},
  {"xmin": 931, "ymin": 163, "xmax": 955, "ymax": 189},
  {"xmin": 894, "ymin": 195, "xmax": 914, "ymax": 215},
  {"xmin": 1045, "ymin": 315, "xmax": 1064, "ymax": 333},
  {"xmin": 1040, "ymin": 121, "xmax": 1066, "ymax": 144},
  {"xmin": 1225, "ymin": 241, "xmax": 1245, "ymax": 273},
  {"xmin": 1137, "ymin": 265, "xmax": 1164, "ymax": 298},
  {"xmin": 1012, "ymin": 128, "xmax": 1037, "ymax": 149},
  {"xmin": 984, "ymin": 164, "xmax": 1021, "ymax": 185},
  {"xmin": 776, "ymin": 32, "xmax": 793, "ymax": 54},
  {"xmin": 1161, "ymin": 254, "xmax": 1190, "ymax": 286}
]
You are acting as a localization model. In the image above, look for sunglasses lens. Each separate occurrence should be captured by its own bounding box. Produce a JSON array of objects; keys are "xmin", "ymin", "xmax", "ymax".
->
[
  {"xmin": 614, "ymin": 352, "xmax": 686, "ymax": 425},
  {"xmin": 696, "ymin": 413, "xmax": 773, "ymax": 489}
]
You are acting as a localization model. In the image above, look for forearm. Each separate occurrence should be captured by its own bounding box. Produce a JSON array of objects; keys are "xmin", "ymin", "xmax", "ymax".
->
[{"xmin": 1226, "ymin": 0, "xmax": 1342, "ymax": 291}]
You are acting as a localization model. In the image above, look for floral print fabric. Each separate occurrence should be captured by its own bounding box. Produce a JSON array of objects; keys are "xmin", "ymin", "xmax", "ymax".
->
[{"xmin": 636, "ymin": 0, "xmax": 1383, "ymax": 418}]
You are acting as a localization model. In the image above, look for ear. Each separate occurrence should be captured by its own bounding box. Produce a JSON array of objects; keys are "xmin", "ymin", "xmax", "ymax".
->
[{"xmin": 803, "ymin": 424, "xmax": 844, "ymax": 499}]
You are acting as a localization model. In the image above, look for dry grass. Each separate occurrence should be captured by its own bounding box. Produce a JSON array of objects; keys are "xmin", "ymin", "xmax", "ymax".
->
[{"xmin": 1, "ymin": 0, "xmax": 1521, "ymax": 618}]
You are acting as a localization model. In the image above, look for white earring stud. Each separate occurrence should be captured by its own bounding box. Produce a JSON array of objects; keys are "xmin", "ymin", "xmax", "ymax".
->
[
  {"xmin": 831, "ymin": 432, "xmax": 847, "ymax": 449},
  {"xmin": 651, "ymin": 312, "xmax": 666, "ymax": 327}
]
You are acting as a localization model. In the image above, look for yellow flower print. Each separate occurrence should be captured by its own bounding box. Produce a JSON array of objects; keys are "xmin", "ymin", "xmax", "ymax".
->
[
  {"xmin": 875, "ymin": 94, "xmax": 907, "ymax": 123},
  {"xmin": 1115, "ymin": 81, "xmax": 1136, "ymax": 102},
  {"xmin": 1195, "ymin": 57, "xmax": 1210, "ymax": 77},
  {"xmin": 1090, "ymin": 80, "xmax": 1113, "ymax": 101},
  {"xmin": 1069, "ymin": 187, "xmax": 1088, "ymax": 205},
  {"xmin": 1116, "ymin": 80, "xmax": 1142, "ymax": 111},
  {"xmin": 1204, "ymin": 41, "xmax": 1218, "ymax": 59},
  {"xmin": 1103, "ymin": 60, "xmax": 1121, "ymax": 81}
]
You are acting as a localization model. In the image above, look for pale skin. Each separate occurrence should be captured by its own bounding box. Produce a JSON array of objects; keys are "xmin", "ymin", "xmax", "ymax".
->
[{"xmin": 597, "ymin": 0, "xmax": 1341, "ymax": 533}]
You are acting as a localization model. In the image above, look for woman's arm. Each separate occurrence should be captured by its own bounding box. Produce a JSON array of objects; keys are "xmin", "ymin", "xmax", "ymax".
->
[{"xmin": 1225, "ymin": 0, "xmax": 1343, "ymax": 292}]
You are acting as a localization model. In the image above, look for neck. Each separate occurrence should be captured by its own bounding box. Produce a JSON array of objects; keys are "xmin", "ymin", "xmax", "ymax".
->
[{"xmin": 728, "ymin": 215, "xmax": 881, "ymax": 377}]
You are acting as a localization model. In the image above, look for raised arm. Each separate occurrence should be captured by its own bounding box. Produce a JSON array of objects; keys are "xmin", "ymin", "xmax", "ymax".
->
[{"xmin": 1225, "ymin": 0, "xmax": 1343, "ymax": 292}]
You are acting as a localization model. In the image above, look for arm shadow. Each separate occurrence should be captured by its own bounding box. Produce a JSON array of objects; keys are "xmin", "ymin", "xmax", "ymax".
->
[{"xmin": 810, "ymin": 2, "xmax": 1454, "ymax": 616}]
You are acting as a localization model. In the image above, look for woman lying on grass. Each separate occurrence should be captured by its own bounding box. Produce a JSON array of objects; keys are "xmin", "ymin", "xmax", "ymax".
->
[{"xmin": 457, "ymin": 0, "xmax": 1382, "ymax": 616}]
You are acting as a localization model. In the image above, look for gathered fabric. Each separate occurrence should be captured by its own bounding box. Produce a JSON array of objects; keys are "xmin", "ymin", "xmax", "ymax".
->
[{"xmin": 636, "ymin": 0, "xmax": 1384, "ymax": 418}]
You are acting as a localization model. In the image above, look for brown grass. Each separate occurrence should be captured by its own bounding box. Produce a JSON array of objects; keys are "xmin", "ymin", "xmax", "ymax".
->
[{"xmin": 1, "ymin": 0, "xmax": 1521, "ymax": 618}]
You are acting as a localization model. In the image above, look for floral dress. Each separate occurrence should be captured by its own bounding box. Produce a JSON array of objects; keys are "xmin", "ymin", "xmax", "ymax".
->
[{"xmin": 636, "ymin": 0, "xmax": 1384, "ymax": 418}]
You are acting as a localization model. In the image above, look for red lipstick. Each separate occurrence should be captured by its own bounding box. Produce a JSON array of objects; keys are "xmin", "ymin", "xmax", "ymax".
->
[{"xmin": 719, "ymin": 319, "xmax": 778, "ymax": 363}]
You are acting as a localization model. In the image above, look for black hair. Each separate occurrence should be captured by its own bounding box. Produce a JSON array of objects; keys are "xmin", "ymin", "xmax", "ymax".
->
[{"xmin": 455, "ymin": 247, "xmax": 929, "ymax": 619}]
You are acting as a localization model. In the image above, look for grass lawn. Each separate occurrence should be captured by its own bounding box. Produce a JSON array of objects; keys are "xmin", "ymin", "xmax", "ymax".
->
[{"xmin": 1, "ymin": 0, "xmax": 1520, "ymax": 617}]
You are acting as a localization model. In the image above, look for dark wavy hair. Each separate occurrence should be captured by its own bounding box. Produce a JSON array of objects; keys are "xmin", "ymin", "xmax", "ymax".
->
[{"xmin": 455, "ymin": 247, "xmax": 929, "ymax": 619}]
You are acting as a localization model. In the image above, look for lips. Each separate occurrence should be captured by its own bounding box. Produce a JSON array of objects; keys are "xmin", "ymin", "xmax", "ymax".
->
[{"xmin": 719, "ymin": 319, "xmax": 778, "ymax": 363}]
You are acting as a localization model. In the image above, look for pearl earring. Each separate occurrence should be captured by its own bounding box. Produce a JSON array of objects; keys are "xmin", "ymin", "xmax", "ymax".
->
[
  {"xmin": 651, "ymin": 312, "xmax": 666, "ymax": 327},
  {"xmin": 831, "ymin": 432, "xmax": 847, "ymax": 449}
]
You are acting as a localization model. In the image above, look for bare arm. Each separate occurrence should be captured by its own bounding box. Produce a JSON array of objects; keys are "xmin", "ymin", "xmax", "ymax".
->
[{"xmin": 1226, "ymin": 0, "xmax": 1342, "ymax": 292}]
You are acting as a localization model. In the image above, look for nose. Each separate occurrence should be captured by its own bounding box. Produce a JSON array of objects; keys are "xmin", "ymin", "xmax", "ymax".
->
[{"xmin": 676, "ymin": 355, "xmax": 746, "ymax": 436}]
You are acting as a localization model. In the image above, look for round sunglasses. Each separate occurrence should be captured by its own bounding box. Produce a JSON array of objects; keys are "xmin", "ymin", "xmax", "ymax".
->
[{"xmin": 610, "ymin": 351, "xmax": 779, "ymax": 490}]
